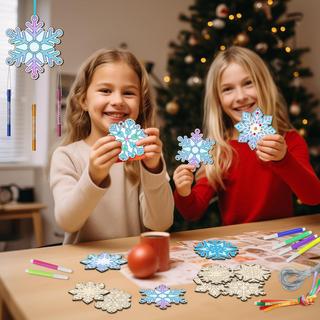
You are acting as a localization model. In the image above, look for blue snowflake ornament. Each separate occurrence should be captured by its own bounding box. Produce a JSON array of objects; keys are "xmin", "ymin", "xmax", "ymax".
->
[
  {"xmin": 234, "ymin": 107, "xmax": 276, "ymax": 150},
  {"xmin": 6, "ymin": 15, "xmax": 63, "ymax": 80},
  {"xmin": 109, "ymin": 119, "xmax": 147, "ymax": 161},
  {"xmin": 80, "ymin": 252, "xmax": 127, "ymax": 272},
  {"xmin": 175, "ymin": 129, "xmax": 215, "ymax": 168},
  {"xmin": 139, "ymin": 284, "xmax": 187, "ymax": 310},
  {"xmin": 194, "ymin": 240, "xmax": 239, "ymax": 260}
]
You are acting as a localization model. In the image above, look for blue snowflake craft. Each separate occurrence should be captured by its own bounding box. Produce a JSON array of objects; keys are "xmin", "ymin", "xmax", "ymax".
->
[
  {"xmin": 6, "ymin": 15, "xmax": 63, "ymax": 80},
  {"xmin": 234, "ymin": 107, "xmax": 276, "ymax": 150},
  {"xmin": 109, "ymin": 119, "xmax": 147, "ymax": 161},
  {"xmin": 194, "ymin": 240, "xmax": 239, "ymax": 260},
  {"xmin": 80, "ymin": 253, "xmax": 127, "ymax": 272},
  {"xmin": 139, "ymin": 284, "xmax": 187, "ymax": 310},
  {"xmin": 175, "ymin": 128, "xmax": 215, "ymax": 168}
]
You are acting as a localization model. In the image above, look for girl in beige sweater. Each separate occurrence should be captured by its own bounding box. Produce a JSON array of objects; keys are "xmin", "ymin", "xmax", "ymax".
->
[{"xmin": 50, "ymin": 49, "xmax": 174, "ymax": 244}]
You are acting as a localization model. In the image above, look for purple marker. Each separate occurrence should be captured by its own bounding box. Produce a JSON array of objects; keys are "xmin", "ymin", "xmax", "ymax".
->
[
  {"xmin": 263, "ymin": 227, "xmax": 305, "ymax": 240},
  {"xmin": 278, "ymin": 234, "xmax": 318, "ymax": 255}
]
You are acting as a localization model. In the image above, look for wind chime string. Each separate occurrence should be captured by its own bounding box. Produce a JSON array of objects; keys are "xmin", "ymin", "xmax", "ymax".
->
[
  {"xmin": 6, "ymin": 67, "xmax": 11, "ymax": 137},
  {"xmin": 33, "ymin": 0, "xmax": 37, "ymax": 16},
  {"xmin": 56, "ymin": 69, "xmax": 62, "ymax": 137}
]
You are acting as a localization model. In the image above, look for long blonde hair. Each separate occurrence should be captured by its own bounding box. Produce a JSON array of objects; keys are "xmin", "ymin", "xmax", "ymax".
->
[
  {"xmin": 204, "ymin": 46, "xmax": 292, "ymax": 189},
  {"xmin": 61, "ymin": 49, "xmax": 157, "ymax": 183}
]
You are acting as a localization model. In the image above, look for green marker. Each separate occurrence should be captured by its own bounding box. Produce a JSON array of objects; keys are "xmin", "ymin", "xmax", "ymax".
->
[
  {"xmin": 25, "ymin": 268, "xmax": 69, "ymax": 280},
  {"xmin": 273, "ymin": 231, "xmax": 312, "ymax": 250}
]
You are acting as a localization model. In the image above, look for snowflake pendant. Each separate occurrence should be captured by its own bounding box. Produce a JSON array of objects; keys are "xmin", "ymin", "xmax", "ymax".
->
[
  {"xmin": 6, "ymin": 15, "xmax": 63, "ymax": 80},
  {"xmin": 234, "ymin": 107, "xmax": 276, "ymax": 150},
  {"xmin": 68, "ymin": 282, "xmax": 109, "ymax": 304},
  {"xmin": 233, "ymin": 264, "xmax": 271, "ymax": 283},
  {"xmin": 194, "ymin": 240, "xmax": 239, "ymax": 260},
  {"xmin": 193, "ymin": 276, "xmax": 226, "ymax": 298},
  {"xmin": 95, "ymin": 289, "xmax": 132, "ymax": 314},
  {"xmin": 197, "ymin": 265, "xmax": 234, "ymax": 284},
  {"xmin": 80, "ymin": 252, "xmax": 127, "ymax": 272},
  {"xmin": 224, "ymin": 279, "xmax": 266, "ymax": 301},
  {"xmin": 139, "ymin": 284, "xmax": 187, "ymax": 310},
  {"xmin": 109, "ymin": 119, "xmax": 147, "ymax": 161},
  {"xmin": 176, "ymin": 128, "xmax": 215, "ymax": 168}
]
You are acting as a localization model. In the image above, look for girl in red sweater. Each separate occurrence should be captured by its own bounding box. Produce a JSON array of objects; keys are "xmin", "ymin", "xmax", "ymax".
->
[{"xmin": 173, "ymin": 46, "xmax": 320, "ymax": 225}]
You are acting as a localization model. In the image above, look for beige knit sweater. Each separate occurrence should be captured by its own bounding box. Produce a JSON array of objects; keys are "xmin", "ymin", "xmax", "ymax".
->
[{"xmin": 50, "ymin": 140, "xmax": 174, "ymax": 244}]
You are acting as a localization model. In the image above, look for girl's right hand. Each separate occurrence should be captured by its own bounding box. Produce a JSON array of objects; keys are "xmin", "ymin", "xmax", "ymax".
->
[
  {"xmin": 89, "ymin": 135, "xmax": 122, "ymax": 186},
  {"xmin": 173, "ymin": 164, "xmax": 195, "ymax": 197}
]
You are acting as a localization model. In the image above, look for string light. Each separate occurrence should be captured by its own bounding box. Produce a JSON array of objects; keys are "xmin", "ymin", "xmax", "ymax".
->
[
  {"xmin": 228, "ymin": 14, "xmax": 235, "ymax": 20},
  {"xmin": 271, "ymin": 27, "xmax": 278, "ymax": 33},
  {"xmin": 285, "ymin": 46, "xmax": 292, "ymax": 53},
  {"xmin": 220, "ymin": 45, "xmax": 226, "ymax": 51},
  {"xmin": 302, "ymin": 119, "xmax": 308, "ymax": 125},
  {"xmin": 280, "ymin": 26, "xmax": 286, "ymax": 32},
  {"xmin": 163, "ymin": 75, "xmax": 171, "ymax": 83},
  {"xmin": 299, "ymin": 128, "xmax": 306, "ymax": 136},
  {"xmin": 236, "ymin": 13, "xmax": 242, "ymax": 19},
  {"xmin": 293, "ymin": 71, "xmax": 300, "ymax": 77},
  {"xmin": 248, "ymin": 26, "xmax": 253, "ymax": 31},
  {"xmin": 207, "ymin": 21, "xmax": 214, "ymax": 27},
  {"xmin": 267, "ymin": 0, "xmax": 274, "ymax": 5},
  {"xmin": 200, "ymin": 57, "xmax": 206, "ymax": 63}
]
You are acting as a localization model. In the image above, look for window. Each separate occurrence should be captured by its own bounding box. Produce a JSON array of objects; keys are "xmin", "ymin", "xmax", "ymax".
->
[{"xmin": 0, "ymin": 0, "xmax": 28, "ymax": 163}]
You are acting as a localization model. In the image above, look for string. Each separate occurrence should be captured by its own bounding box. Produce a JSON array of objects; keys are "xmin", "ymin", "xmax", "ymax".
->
[
  {"xmin": 56, "ymin": 68, "xmax": 62, "ymax": 136},
  {"xmin": 7, "ymin": 67, "xmax": 11, "ymax": 136},
  {"xmin": 33, "ymin": 0, "xmax": 37, "ymax": 16}
]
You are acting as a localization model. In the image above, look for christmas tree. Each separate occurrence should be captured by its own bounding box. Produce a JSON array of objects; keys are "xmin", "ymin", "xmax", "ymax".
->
[{"xmin": 156, "ymin": 0, "xmax": 320, "ymax": 229}]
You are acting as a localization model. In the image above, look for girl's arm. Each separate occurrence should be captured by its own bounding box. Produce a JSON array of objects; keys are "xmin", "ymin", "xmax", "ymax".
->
[{"xmin": 266, "ymin": 131, "xmax": 320, "ymax": 205}]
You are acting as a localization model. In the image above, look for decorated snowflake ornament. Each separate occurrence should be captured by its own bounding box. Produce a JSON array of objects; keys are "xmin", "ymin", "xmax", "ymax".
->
[
  {"xmin": 68, "ymin": 282, "xmax": 109, "ymax": 304},
  {"xmin": 80, "ymin": 252, "xmax": 127, "ymax": 272},
  {"xmin": 6, "ymin": 15, "xmax": 63, "ymax": 80},
  {"xmin": 95, "ymin": 289, "xmax": 132, "ymax": 314},
  {"xmin": 234, "ymin": 107, "xmax": 276, "ymax": 150},
  {"xmin": 194, "ymin": 240, "xmax": 239, "ymax": 260},
  {"xmin": 233, "ymin": 264, "xmax": 271, "ymax": 283},
  {"xmin": 197, "ymin": 265, "xmax": 234, "ymax": 284},
  {"xmin": 109, "ymin": 119, "xmax": 147, "ymax": 161},
  {"xmin": 139, "ymin": 284, "xmax": 187, "ymax": 310},
  {"xmin": 224, "ymin": 279, "xmax": 265, "ymax": 301},
  {"xmin": 175, "ymin": 128, "xmax": 215, "ymax": 168},
  {"xmin": 193, "ymin": 276, "xmax": 226, "ymax": 298}
]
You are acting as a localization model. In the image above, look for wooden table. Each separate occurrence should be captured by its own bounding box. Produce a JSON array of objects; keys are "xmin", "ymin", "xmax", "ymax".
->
[
  {"xmin": 0, "ymin": 203, "xmax": 46, "ymax": 248},
  {"xmin": 0, "ymin": 214, "xmax": 319, "ymax": 320}
]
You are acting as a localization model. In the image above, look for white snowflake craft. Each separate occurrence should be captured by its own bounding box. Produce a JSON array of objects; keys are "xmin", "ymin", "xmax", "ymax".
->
[
  {"xmin": 234, "ymin": 107, "xmax": 276, "ymax": 150},
  {"xmin": 109, "ymin": 119, "xmax": 147, "ymax": 161},
  {"xmin": 193, "ymin": 276, "xmax": 226, "ymax": 298},
  {"xmin": 6, "ymin": 15, "xmax": 63, "ymax": 79},
  {"xmin": 80, "ymin": 253, "xmax": 127, "ymax": 272},
  {"xmin": 68, "ymin": 282, "xmax": 109, "ymax": 304},
  {"xmin": 139, "ymin": 284, "xmax": 187, "ymax": 310},
  {"xmin": 176, "ymin": 128, "xmax": 215, "ymax": 168},
  {"xmin": 95, "ymin": 289, "xmax": 132, "ymax": 314}
]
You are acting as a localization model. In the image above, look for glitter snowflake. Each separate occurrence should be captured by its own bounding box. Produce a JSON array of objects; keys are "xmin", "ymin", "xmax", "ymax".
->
[
  {"xmin": 197, "ymin": 265, "xmax": 234, "ymax": 284},
  {"xmin": 234, "ymin": 107, "xmax": 276, "ymax": 150},
  {"xmin": 6, "ymin": 15, "xmax": 63, "ymax": 80},
  {"xmin": 193, "ymin": 277, "xmax": 226, "ymax": 298},
  {"xmin": 175, "ymin": 128, "xmax": 215, "ymax": 168},
  {"xmin": 95, "ymin": 289, "xmax": 132, "ymax": 314},
  {"xmin": 224, "ymin": 279, "xmax": 265, "ymax": 301},
  {"xmin": 194, "ymin": 240, "xmax": 239, "ymax": 260},
  {"xmin": 80, "ymin": 253, "xmax": 127, "ymax": 272},
  {"xmin": 68, "ymin": 282, "xmax": 109, "ymax": 304},
  {"xmin": 233, "ymin": 264, "xmax": 271, "ymax": 283},
  {"xmin": 109, "ymin": 119, "xmax": 147, "ymax": 161},
  {"xmin": 139, "ymin": 284, "xmax": 187, "ymax": 310}
]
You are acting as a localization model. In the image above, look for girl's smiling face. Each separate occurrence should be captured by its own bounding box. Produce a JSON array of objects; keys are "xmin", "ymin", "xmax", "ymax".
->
[
  {"xmin": 84, "ymin": 61, "xmax": 141, "ymax": 140},
  {"xmin": 219, "ymin": 62, "xmax": 258, "ymax": 124}
]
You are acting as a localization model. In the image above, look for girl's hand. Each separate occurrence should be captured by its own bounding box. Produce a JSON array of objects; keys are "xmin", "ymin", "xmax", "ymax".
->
[
  {"xmin": 89, "ymin": 135, "xmax": 122, "ymax": 186},
  {"xmin": 256, "ymin": 134, "xmax": 287, "ymax": 162},
  {"xmin": 137, "ymin": 128, "xmax": 163, "ymax": 173},
  {"xmin": 173, "ymin": 164, "xmax": 195, "ymax": 197}
]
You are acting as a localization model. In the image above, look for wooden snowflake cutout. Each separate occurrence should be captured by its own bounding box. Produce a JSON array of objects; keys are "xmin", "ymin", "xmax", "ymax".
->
[
  {"xmin": 95, "ymin": 289, "xmax": 132, "ymax": 314},
  {"xmin": 68, "ymin": 282, "xmax": 109, "ymax": 304},
  {"xmin": 193, "ymin": 276, "xmax": 225, "ymax": 298},
  {"xmin": 224, "ymin": 279, "xmax": 265, "ymax": 301},
  {"xmin": 197, "ymin": 265, "xmax": 234, "ymax": 284},
  {"xmin": 233, "ymin": 264, "xmax": 271, "ymax": 283}
]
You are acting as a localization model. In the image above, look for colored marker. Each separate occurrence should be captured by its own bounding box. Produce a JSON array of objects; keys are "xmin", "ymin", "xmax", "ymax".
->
[
  {"xmin": 278, "ymin": 234, "xmax": 318, "ymax": 255},
  {"xmin": 263, "ymin": 227, "xmax": 305, "ymax": 240},
  {"xmin": 273, "ymin": 231, "xmax": 312, "ymax": 250},
  {"xmin": 25, "ymin": 268, "xmax": 69, "ymax": 280},
  {"xmin": 30, "ymin": 259, "xmax": 73, "ymax": 273},
  {"xmin": 286, "ymin": 237, "xmax": 320, "ymax": 262}
]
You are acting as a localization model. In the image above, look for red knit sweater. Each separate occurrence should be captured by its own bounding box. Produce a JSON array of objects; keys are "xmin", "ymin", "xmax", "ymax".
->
[{"xmin": 174, "ymin": 131, "xmax": 320, "ymax": 225}]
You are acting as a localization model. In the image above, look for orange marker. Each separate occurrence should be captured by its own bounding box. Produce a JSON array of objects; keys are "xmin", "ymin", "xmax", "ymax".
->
[{"xmin": 32, "ymin": 103, "xmax": 36, "ymax": 151}]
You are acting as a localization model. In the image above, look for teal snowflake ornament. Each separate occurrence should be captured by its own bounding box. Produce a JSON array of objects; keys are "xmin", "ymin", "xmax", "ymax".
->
[
  {"xmin": 194, "ymin": 240, "xmax": 239, "ymax": 260},
  {"xmin": 175, "ymin": 128, "xmax": 215, "ymax": 168},
  {"xmin": 109, "ymin": 119, "xmax": 147, "ymax": 161},
  {"xmin": 234, "ymin": 107, "xmax": 276, "ymax": 150},
  {"xmin": 139, "ymin": 284, "xmax": 187, "ymax": 310},
  {"xmin": 80, "ymin": 253, "xmax": 127, "ymax": 272},
  {"xmin": 6, "ymin": 15, "xmax": 63, "ymax": 80}
]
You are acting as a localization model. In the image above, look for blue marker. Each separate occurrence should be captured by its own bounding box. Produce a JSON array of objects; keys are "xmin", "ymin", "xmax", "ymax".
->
[{"xmin": 263, "ymin": 227, "xmax": 305, "ymax": 240}]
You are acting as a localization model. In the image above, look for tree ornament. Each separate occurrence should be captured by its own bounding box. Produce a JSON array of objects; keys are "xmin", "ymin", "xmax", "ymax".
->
[
  {"xmin": 216, "ymin": 4, "xmax": 229, "ymax": 18},
  {"xmin": 188, "ymin": 35, "xmax": 198, "ymax": 46},
  {"xmin": 166, "ymin": 101, "xmax": 180, "ymax": 115},
  {"xmin": 187, "ymin": 76, "xmax": 202, "ymax": 86},
  {"xmin": 290, "ymin": 102, "xmax": 301, "ymax": 116},
  {"xmin": 255, "ymin": 42, "xmax": 268, "ymax": 54},
  {"xmin": 212, "ymin": 18, "xmax": 226, "ymax": 29},
  {"xmin": 292, "ymin": 77, "xmax": 301, "ymax": 88},
  {"xmin": 234, "ymin": 32, "xmax": 250, "ymax": 46},
  {"xmin": 253, "ymin": 1, "xmax": 272, "ymax": 19},
  {"xmin": 184, "ymin": 55, "xmax": 194, "ymax": 64}
]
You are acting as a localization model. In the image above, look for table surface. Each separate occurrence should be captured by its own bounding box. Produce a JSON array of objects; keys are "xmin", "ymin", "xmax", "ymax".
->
[
  {"xmin": 0, "ymin": 203, "xmax": 46, "ymax": 212},
  {"xmin": 0, "ymin": 214, "xmax": 319, "ymax": 320}
]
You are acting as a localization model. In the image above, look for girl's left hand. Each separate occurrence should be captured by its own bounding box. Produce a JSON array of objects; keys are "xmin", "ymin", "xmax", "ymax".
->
[
  {"xmin": 137, "ymin": 127, "xmax": 163, "ymax": 173},
  {"xmin": 256, "ymin": 134, "xmax": 287, "ymax": 162}
]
